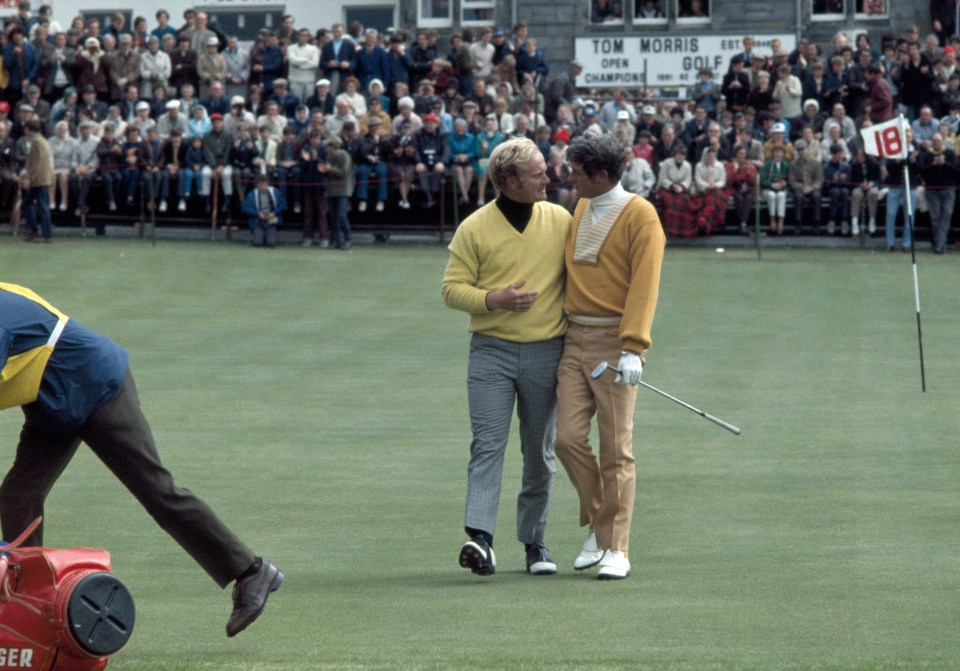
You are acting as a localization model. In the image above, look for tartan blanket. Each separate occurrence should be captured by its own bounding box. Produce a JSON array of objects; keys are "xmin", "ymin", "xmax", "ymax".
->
[
  {"xmin": 658, "ymin": 189, "xmax": 698, "ymax": 238},
  {"xmin": 696, "ymin": 188, "xmax": 731, "ymax": 235},
  {"xmin": 659, "ymin": 188, "xmax": 730, "ymax": 237}
]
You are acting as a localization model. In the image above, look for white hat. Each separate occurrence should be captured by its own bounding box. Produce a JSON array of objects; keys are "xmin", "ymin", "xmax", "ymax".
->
[
  {"xmin": 616, "ymin": 110, "xmax": 630, "ymax": 120},
  {"xmin": 398, "ymin": 96, "xmax": 415, "ymax": 109},
  {"xmin": 135, "ymin": 101, "xmax": 150, "ymax": 111},
  {"xmin": 166, "ymin": 99, "xmax": 181, "ymax": 109},
  {"xmin": 316, "ymin": 78, "xmax": 331, "ymax": 87},
  {"xmin": 771, "ymin": 122, "xmax": 786, "ymax": 133},
  {"xmin": 642, "ymin": 105, "xmax": 656, "ymax": 115},
  {"xmin": 206, "ymin": 36, "xmax": 220, "ymax": 46}
]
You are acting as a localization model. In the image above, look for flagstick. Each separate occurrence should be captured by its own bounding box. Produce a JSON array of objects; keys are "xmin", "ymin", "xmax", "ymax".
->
[{"xmin": 900, "ymin": 114, "xmax": 927, "ymax": 392}]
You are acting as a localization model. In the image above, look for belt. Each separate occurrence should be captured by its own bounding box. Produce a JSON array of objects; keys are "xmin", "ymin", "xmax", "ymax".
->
[
  {"xmin": 567, "ymin": 314, "xmax": 621, "ymax": 326},
  {"xmin": 47, "ymin": 318, "xmax": 67, "ymax": 348}
]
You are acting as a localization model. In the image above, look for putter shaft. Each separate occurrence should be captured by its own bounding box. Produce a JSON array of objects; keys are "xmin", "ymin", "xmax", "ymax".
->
[{"xmin": 591, "ymin": 361, "xmax": 741, "ymax": 435}]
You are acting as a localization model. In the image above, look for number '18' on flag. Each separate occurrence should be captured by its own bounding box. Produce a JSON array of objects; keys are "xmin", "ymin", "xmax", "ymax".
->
[{"xmin": 861, "ymin": 115, "xmax": 908, "ymax": 159}]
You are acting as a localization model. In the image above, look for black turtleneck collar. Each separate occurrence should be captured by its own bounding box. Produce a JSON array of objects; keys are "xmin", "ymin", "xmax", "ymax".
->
[{"xmin": 495, "ymin": 194, "xmax": 534, "ymax": 233}]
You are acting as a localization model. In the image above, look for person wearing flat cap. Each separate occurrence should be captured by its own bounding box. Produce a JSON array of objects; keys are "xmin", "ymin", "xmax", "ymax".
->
[
  {"xmin": 75, "ymin": 84, "xmax": 108, "ymax": 125},
  {"xmin": 108, "ymin": 33, "xmax": 140, "ymax": 101},
  {"xmin": 170, "ymin": 34, "xmax": 200, "ymax": 95},
  {"xmin": 269, "ymin": 77, "xmax": 300, "ymax": 118},
  {"xmin": 140, "ymin": 35, "xmax": 171, "ymax": 95},
  {"xmin": 543, "ymin": 57, "xmax": 583, "ymax": 124},
  {"xmin": 356, "ymin": 115, "xmax": 391, "ymax": 212},
  {"xmin": 156, "ymin": 98, "xmax": 189, "ymax": 139},
  {"xmin": 306, "ymin": 78, "xmax": 335, "ymax": 115},
  {"xmin": 197, "ymin": 36, "xmax": 227, "ymax": 99},
  {"xmin": 19, "ymin": 83, "xmax": 50, "ymax": 127},
  {"xmin": 788, "ymin": 138, "xmax": 823, "ymax": 234}
]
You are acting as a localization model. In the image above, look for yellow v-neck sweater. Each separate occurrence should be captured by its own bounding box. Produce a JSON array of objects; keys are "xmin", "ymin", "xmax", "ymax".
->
[{"xmin": 442, "ymin": 201, "xmax": 571, "ymax": 342}]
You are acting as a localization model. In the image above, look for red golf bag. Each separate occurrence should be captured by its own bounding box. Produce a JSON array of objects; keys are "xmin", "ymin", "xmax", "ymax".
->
[{"xmin": 0, "ymin": 518, "xmax": 135, "ymax": 670}]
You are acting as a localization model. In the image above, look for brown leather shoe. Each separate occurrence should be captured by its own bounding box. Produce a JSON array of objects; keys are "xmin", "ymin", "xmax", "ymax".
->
[{"xmin": 226, "ymin": 558, "xmax": 283, "ymax": 637}]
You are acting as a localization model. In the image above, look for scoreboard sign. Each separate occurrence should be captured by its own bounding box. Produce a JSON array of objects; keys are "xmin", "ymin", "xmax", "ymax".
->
[{"xmin": 575, "ymin": 33, "xmax": 797, "ymax": 89}]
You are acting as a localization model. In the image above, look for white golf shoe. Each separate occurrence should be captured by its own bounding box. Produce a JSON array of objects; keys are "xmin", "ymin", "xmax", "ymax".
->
[
  {"xmin": 573, "ymin": 528, "xmax": 603, "ymax": 570},
  {"xmin": 596, "ymin": 550, "xmax": 630, "ymax": 580}
]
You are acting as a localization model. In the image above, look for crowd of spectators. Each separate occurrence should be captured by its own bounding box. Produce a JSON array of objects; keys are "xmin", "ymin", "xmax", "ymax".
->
[
  {"xmin": 1, "ymin": 2, "xmax": 958, "ymax": 251},
  {"xmin": 565, "ymin": 25, "xmax": 960, "ymax": 252}
]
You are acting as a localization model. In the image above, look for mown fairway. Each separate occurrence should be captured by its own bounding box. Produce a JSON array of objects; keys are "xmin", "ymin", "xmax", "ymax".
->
[{"xmin": 1, "ymin": 238, "xmax": 958, "ymax": 670}]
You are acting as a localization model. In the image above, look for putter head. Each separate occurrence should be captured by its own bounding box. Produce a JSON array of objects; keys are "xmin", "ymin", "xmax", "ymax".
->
[{"xmin": 590, "ymin": 361, "xmax": 611, "ymax": 380}]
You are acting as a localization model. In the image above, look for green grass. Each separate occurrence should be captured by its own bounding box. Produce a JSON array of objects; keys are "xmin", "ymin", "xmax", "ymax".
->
[{"xmin": 1, "ymin": 239, "xmax": 959, "ymax": 670}]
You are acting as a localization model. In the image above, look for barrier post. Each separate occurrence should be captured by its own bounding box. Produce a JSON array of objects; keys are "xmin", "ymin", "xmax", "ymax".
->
[
  {"xmin": 753, "ymin": 172, "xmax": 762, "ymax": 259},
  {"xmin": 210, "ymin": 178, "xmax": 219, "ymax": 241}
]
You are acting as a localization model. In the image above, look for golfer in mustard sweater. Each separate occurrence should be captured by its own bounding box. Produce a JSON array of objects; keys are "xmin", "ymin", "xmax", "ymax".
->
[
  {"xmin": 442, "ymin": 137, "xmax": 571, "ymax": 577},
  {"xmin": 558, "ymin": 133, "xmax": 665, "ymax": 580}
]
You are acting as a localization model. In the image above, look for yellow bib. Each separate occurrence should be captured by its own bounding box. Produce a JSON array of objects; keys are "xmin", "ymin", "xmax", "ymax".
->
[{"xmin": 0, "ymin": 283, "xmax": 68, "ymax": 410}]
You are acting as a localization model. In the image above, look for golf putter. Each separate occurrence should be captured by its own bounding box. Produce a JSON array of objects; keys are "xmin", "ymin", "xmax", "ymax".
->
[{"xmin": 590, "ymin": 361, "xmax": 742, "ymax": 435}]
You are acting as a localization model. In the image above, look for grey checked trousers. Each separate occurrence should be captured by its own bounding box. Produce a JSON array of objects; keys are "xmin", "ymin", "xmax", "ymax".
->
[{"xmin": 464, "ymin": 333, "xmax": 562, "ymax": 544}]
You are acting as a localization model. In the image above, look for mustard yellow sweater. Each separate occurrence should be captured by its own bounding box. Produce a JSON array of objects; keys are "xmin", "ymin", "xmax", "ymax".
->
[
  {"xmin": 564, "ymin": 196, "xmax": 665, "ymax": 352},
  {"xmin": 442, "ymin": 201, "xmax": 571, "ymax": 343}
]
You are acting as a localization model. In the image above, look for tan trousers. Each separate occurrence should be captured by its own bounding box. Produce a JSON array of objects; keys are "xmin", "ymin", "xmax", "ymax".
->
[{"xmin": 556, "ymin": 323, "xmax": 638, "ymax": 553}]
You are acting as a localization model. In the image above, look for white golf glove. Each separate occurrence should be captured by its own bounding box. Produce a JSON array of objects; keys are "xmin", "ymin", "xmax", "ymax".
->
[{"xmin": 615, "ymin": 351, "xmax": 643, "ymax": 385}]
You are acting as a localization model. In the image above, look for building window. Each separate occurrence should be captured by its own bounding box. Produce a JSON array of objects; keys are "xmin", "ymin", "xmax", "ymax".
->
[
  {"xmin": 677, "ymin": 0, "xmax": 709, "ymax": 21},
  {"xmin": 855, "ymin": 0, "xmax": 886, "ymax": 18},
  {"xmin": 812, "ymin": 0, "xmax": 845, "ymax": 20},
  {"xmin": 80, "ymin": 10, "xmax": 134, "ymax": 35},
  {"xmin": 591, "ymin": 0, "xmax": 624, "ymax": 24},
  {"xmin": 633, "ymin": 0, "xmax": 667, "ymax": 24},
  {"xmin": 418, "ymin": 0, "xmax": 451, "ymax": 27},
  {"xmin": 345, "ymin": 6, "xmax": 398, "ymax": 35},
  {"xmin": 462, "ymin": 0, "xmax": 495, "ymax": 26},
  {"xmin": 204, "ymin": 9, "xmax": 284, "ymax": 41}
]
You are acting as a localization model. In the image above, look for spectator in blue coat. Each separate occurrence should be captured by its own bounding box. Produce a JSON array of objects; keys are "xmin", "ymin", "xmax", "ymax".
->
[
  {"xmin": 354, "ymin": 28, "xmax": 391, "ymax": 91},
  {"xmin": 449, "ymin": 117, "xmax": 479, "ymax": 204},
  {"xmin": 269, "ymin": 78, "xmax": 301, "ymax": 118},
  {"xmin": 3, "ymin": 26, "xmax": 40, "ymax": 105},
  {"xmin": 320, "ymin": 23, "xmax": 357, "ymax": 95},
  {"xmin": 261, "ymin": 31, "xmax": 284, "ymax": 90},
  {"xmin": 516, "ymin": 38, "xmax": 549, "ymax": 91},
  {"xmin": 822, "ymin": 143, "xmax": 851, "ymax": 235},
  {"xmin": 242, "ymin": 173, "xmax": 285, "ymax": 248},
  {"xmin": 408, "ymin": 31, "xmax": 436, "ymax": 82},
  {"xmin": 387, "ymin": 35, "xmax": 413, "ymax": 91}
]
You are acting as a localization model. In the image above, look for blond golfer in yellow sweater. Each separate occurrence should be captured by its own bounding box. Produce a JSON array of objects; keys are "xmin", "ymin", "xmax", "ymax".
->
[
  {"xmin": 558, "ymin": 133, "xmax": 665, "ymax": 580},
  {"xmin": 442, "ymin": 137, "xmax": 571, "ymax": 577}
]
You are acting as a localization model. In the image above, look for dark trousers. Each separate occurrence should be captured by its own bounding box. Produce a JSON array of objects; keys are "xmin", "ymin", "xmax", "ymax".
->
[
  {"xmin": 100, "ymin": 169, "xmax": 122, "ymax": 206},
  {"xmin": 252, "ymin": 221, "xmax": 278, "ymax": 247},
  {"xmin": 277, "ymin": 165, "xmax": 301, "ymax": 209},
  {"xmin": 72, "ymin": 171, "xmax": 95, "ymax": 209},
  {"xmin": 730, "ymin": 187, "xmax": 754, "ymax": 226},
  {"xmin": 792, "ymin": 188, "xmax": 822, "ymax": 230},
  {"xmin": 121, "ymin": 168, "xmax": 143, "ymax": 203},
  {"xmin": 0, "ymin": 371, "xmax": 254, "ymax": 588},
  {"xmin": 328, "ymin": 195, "xmax": 351, "ymax": 245},
  {"xmin": 302, "ymin": 186, "xmax": 329, "ymax": 241},
  {"xmin": 24, "ymin": 185, "xmax": 51, "ymax": 238}
]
